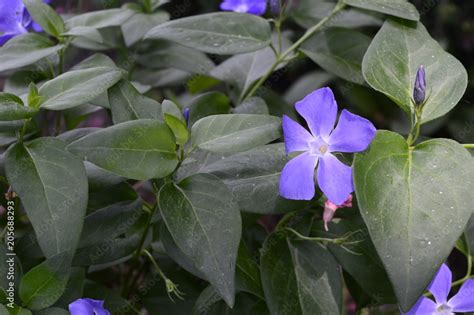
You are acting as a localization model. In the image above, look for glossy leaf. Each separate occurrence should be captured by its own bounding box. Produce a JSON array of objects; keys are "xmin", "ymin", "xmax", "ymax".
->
[
  {"xmin": 186, "ymin": 92, "xmax": 230, "ymax": 127},
  {"xmin": 122, "ymin": 11, "xmax": 170, "ymax": 46},
  {"xmin": 261, "ymin": 232, "xmax": 343, "ymax": 314},
  {"xmin": 39, "ymin": 67, "xmax": 123, "ymax": 110},
  {"xmin": 343, "ymin": 0, "xmax": 419, "ymax": 21},
  {"xmin": 200, "ymin": 144, "xmax": 305, "ymax": 214},
  {"xmin": 0, "ymin": 93, "xmax": 38, "ymax": 121},
  {"xmin": 65, "ymin": 8, "xmax": 136, "ymax": 29},
  {"xmin": 19, "ymin": 251, "xmax": 71, "ymax": 310},
  {"xmin": 362, "ymin": 18, "xmax": 468, "ymax": 123},
  {"xmin": 164, "ymin": 113, "xmax": 189, "ymax": 145},
  {"xmin": 301, "ymin": 27, "xmax": 371, "ymax": 85},
  {"xmin": 23, "ymin": 0, "xmax": 65, "ymax": 38},
  {"xmin": 145, "ymin": 12, "xmax": 272, "ymax": 55},
  {"xmin": 108, "ymin": 80, "xmax": 162, "ymax": 124},
  {"xmin": 158, "ymin": 174, "xmax": 242, "ymax": 306},
  {"xmin": 5, "ymin": 138, "xmax": 88, "ymax": 258},
  {"xmin": 0, "ymin": 34, "xmax": 63, "ymax": 73},
  {"xmin": 67, "ymin": 120, "xmax": 178, "ymax": 180},
  {"xmin": 191, "ymin": 114, "xmax": 282, "ymax": 154},
  {"xmin": 353, "ymin": 131, "xmax": 474, "ymax": 311}
]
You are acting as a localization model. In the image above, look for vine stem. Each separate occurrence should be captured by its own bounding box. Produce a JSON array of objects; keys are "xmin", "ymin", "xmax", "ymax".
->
[
  {"xmin": 463, "ymin": 144, "xmax": 474, "ymax": 149},
  {"xmin": 242, "ymin": 1, "xmax": 346, "ymax": 101}
]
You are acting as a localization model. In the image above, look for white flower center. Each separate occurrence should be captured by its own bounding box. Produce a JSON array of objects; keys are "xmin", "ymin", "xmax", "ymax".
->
[
  {"xmin": 308, "ymin": 138, "xmax": 329, "ymax": 156},
  {"xmin": 436, "ymin": 304, "xmax": 454, "ymax": 315},
  {"xmin": 234, "ymin": 4, "xmax": 250, "ymax": 12}
]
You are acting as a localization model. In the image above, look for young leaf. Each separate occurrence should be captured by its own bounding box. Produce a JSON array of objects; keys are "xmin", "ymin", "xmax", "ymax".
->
[
  {"xmin": 67, "ymin": 120, "xmax": 178, "ymax": 180},
  {"xmin": 362, "ymin": 18, "xmax": 468, "ymax": 123},
  {"xmin": 343, "ymin": 0, "xmax": 420, "ymax": 21},
  {"xmin": 164, "ymin": 113, "xmax": 189, "ymax": 145},
  {"xmin": 108, "ymin": 80, "xmax": 162, "ymax": 124},
  {"xmin": 261, "ymin": 232, "xmax": 343, "ymax": 314},
  {"xmin": 23, "ymin": 0, "xmax": 66, "ymax": 38},
  {"xmin": 144, "ymin": 12, "xmax": 272, "ymax": 55},
  {"xmin": 301, "ymin": 27, "xmax": 371, "ymax": 85},
  {"xmin": 5, "ymin": 138, "xmax": 88, "ymax": 258},
  {"xmin": 158, "ymin": 174, "xmax": 242, "ymax": 307},
  {"xmin": 0, "ymin": 33, "xmax": 64, "ymax": 73},
  {"xmin": 19, "ymin": 251, "xmax": 71, "ymax": 310},
  {"xmin": 191, "ymin": 114, "xmax": 282, "ymax": 154},
  {"xmin": 353, "ymin": 130, "xmax": 474, "ymax": 311},
  {"xmin": 39, "ymin": 67, "xmax": 123, "ymax": 110},
  {"xmin": 0, "ymin": 92, "xmax": 38, "ymax": 121}
]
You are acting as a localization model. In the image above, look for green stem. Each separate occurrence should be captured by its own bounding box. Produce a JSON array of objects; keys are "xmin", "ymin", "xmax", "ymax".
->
[
  {"xmin": 17, "ymin": 119, "xmax": 30, "ymax": 143},
  {"xmin": 242, "ymin": 1, "xmax": 346, "ymax": 100},
  {"xmin": 58, "ymin": 48, "xmax": 65, "ymax": 75},
  {"xmin": 463, "ymin": 144, "xmax": 474, "ymax": 149}
]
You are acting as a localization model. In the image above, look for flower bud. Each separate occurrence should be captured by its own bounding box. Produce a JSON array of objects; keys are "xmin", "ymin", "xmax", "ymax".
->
[
  {"xmin": 183, "ymin": 108, "xmax": 190, "ymax": 125},
  {"xmin": 413, "ymin": 65, "xmax": 426, "ymax": 105}
]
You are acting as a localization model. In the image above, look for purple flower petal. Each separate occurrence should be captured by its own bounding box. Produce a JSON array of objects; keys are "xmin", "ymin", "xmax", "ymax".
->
[
  {"xmin": 69, "ymin": 299, "xmax": 95, "ymax": 315},
  {"xmin": 282, "ymin": 115, "xmax": 313, "ymax": 154},
  {"xmin": 448, "ymin": 279, "xmax": 474, "ymax": 313},
  {"xmin": 0, "ymin": 0, "xmax": 27, "ymax": 44},
  {"xmin": 404, "ymin": 296, "xmax": 437, "ymax": 315},
  {"xmin": 428, "ymin": 263, "xmax": 452, "ymax": 305},
  {"xmin": 279, "ymin": 152, "xmax": 318, "ymax": 200},
  {"xmin": 295, "ymin": 87, "xmax": 337, "ymax": 141},
  {"xmin": 328, "ymin": 109, "xmax": 376, "ymax": 153},
  {"xmin": 220, "ymin": 0, "xmax": 267, "ymax": 15},
  {"xmin": 317, "ymin": 153, "xmax": 353, "ymax": 205}
]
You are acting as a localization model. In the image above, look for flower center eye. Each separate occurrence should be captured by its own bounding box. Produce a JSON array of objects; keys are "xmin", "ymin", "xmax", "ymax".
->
[
  {"xmin": 319, "ymin": 145, "xmax": 328, "ymax": 154},
  {"xmin": 309, "ymin": 139, "xmax": 329, "ymax": 156},
  {"xmin": 436, "ymin": 304, "xmax": 454, "ymax": 315}
]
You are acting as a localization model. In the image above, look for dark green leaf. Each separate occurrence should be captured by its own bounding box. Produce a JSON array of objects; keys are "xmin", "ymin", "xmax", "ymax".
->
[
  {"xmin": 5, "ymin": 138, "xmax": 88, "ymax": 258},
  {"xmin": 343, "ymin": 0, "xmax": 419, "ymax": 21},
  {"xmin": 61, "ymin": 26, "xmax": 103, "ymax": 43},
  {"xmin": 144, "ymin": 12, "xmax": 272, "ymax": 55},
  {"xmin": 67, "ymin": 120, "xmax": 178, "ymax": 180},
  {"xmin": 301, "ymin": 27, "xmax": 371, "ymax": 85},
  {"xmin": 65, "ymin": 8, "xmax": 135, "ymax": 29},
  {"xmin": 362, "ymin": 18, "xmax": 468, "ymax": 123},
  {"xmin": 0, "ymin": 93, "xmax": 38, "ymax": 121},
  {"xmin": 235, "ymin": 243, "xmax": 264, "ymax": 299},
  {"xmin": 158, "ymin": 174, "xmax": 242, "ymax": 306},
  {"xmin": 108, "ymin": 80, "xmax": 162, "ymax": 124},
  {"xmin": 234, "ymin": 97, "xmax": 269, "ymax": 115},
  {"xmin": 353, "ymin": 131, "xmax": 474, "ymax": 311},
  {"xmin": 186, "ymin": 92, "xmax": 230, "ymax": 127},
  {"xmin": 191, "ymin": 114, "xmax": 281, "ymax": 154},
  {"xmin": 0, "ymin": 34, "xmax": 63, "ymax": 73},
  {"xmin": 19, "ymin": 251, "xmax": 70, "ymax": 310},
  {"xmin": 122, "ymin": 11, "xmax": 170, "ymax": 46},
  {"xmin": 261, "ymin": 232, "xmax": 343, "ymax": 314},
  {"xmin": 39, "ymin": 67, "xmax": 123, "ymax": 110},
  {"xmin": 23, "ymin": 0, "xmax": 65, "ymax": 37},
  {"xmin": 200, "ymin": 143, "xmax": 306, "ymax": 214}
]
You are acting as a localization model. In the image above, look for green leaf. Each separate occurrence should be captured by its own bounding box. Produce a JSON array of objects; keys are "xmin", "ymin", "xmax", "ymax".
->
[
  {"xmin": 158, "ymin": 174, "xmax": 242, "ymax": 306},
  {"xmin": 108, "ymin": 80, "xmax": 162, "ymax": 124},
  {"xmin": 234, "ymin": 97, "xmax": 269, "ymax": 115},
  {"xmin": 39, "ymin": 67, "xmax": 123, "ymax": 110},
  {"xmin": 312, "ymin": 218, "xmax": 396, "ymax": 304},
  {"xmin": 362, "ymin": 18, "xmax": 468, "ymax": 123},
  {"xmin": 23, "ymin": 0, "xmax": 65, "ymax": 38},
  {"xmin": 19, "ymin": 251, "xmax": 71, "ymax": 310},
  {"xmin": 261, "ymin": 232, "xmax": 343, "ymax": 314},
  {"xmin": 162, "ymin": 99, "xmax": 184, "ymax": 121},
  {"xmin": 164, "ymin": 113, "xmax": 189, "ymax": 145},
  {"xmin": 67, "ymin": 120, "xmax": 178, "ymax": 180},
  {"xmin": 5, "ymin": 138, "xmax": 88, "ymax": 258},
  {"xmin": 191, "ymin": 114, "xmax": 281, "ymax": 154},
  {"xmin": 0, "ymin": 93, "xmax": 38, "ymax": 121},
  {"xmin": 353, "ymin": 131, "xmax": 474, "ymax": 311},
  {"xmin": 200, "ymin": 143, "xmax": 306, "ymax": 214},
  {"xmin": 0, "ymin": 33, "xmax": 64, "ymax": 73},
  {"xmin": 65, "ymin": 8, "xmax": 136, "ymax": 29},
  {"xmin": 136, "ymin": 40, "xmax": 215, "ymax": 74},
  {"xmin": 343, "ymin": 0, "xmax": 420, "ymax": 21},
  {"xmin": 235, "ymin": 243, "xmax": 264, "ymax": 299},
  {"xmin": 61, "ymin": 26, "xmax": 103, "ymax": 43},
  {"xmin": 144, "ymin": 12, "xmax": 272, "ymax": 55},
  {"xmin": 122, "ymin": 11, "xmax": 170, "ymax": 46},
  {"xmin": 467, "ymin": 216, "xmax": 474, "ymax": 254},
  {"xmin": 186, "ymin": 92, "xmax": 230, "ymax": 127},
  {"xmin": 301, "ymin": 27, "xmax": 371, "ymax": 85},
  {"xmin": 36, "ymin": 308, "xmax": 69, "ymax": 315},
  {"xmin": 283, "ymin": 71, "xmax": 334, "ymax": 105}
]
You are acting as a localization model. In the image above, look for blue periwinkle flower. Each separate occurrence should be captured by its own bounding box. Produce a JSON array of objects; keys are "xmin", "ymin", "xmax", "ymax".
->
[
  {"xmin": 0, "ymin": 0, "xmax": 50, "ymax": 45},
  {"xmin": 183, "ymin": 107, "xmax": 190, "ymax": 125},
  {"xmin": 279, "ymin": 87, "xmax": 376, "ymax": 205},
  {"xmin": 220, "ymin": 0, "xmax": 267, "ymax": 15},
  {"xmin": 414, "ymin": 65, "xmax": 426, "ymax": 105},
  {"xmin": 69, "ymin": 298, "xmax": 110, "ymax": 315},
  {"xmin": 406, "ymin": 264, "xmax": 474, "ymax": 314}
]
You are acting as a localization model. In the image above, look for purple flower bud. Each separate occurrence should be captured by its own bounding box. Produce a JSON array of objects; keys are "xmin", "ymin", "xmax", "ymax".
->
[
  {"xmin": 413, "ymin": 65, "xmax": 426, "ymax": 105},
  {"xmin": 183, "ymin": 108, "xmax": 190, "ymax": 125}
]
